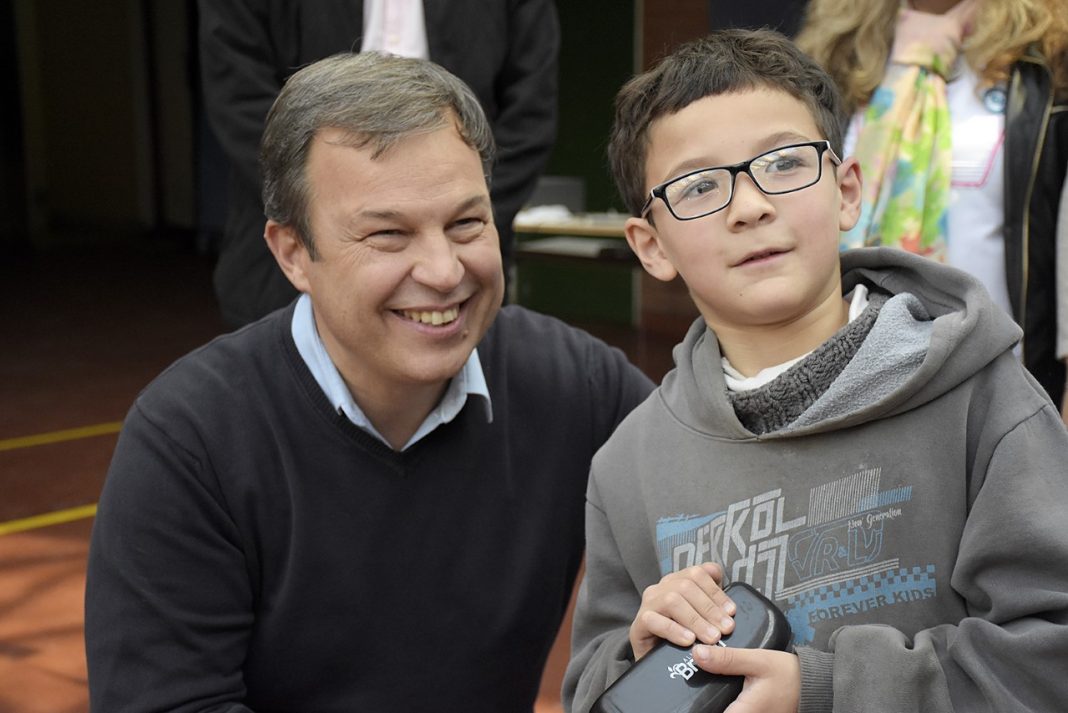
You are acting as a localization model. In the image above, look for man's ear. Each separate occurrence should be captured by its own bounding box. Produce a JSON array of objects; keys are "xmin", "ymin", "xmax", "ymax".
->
[
  {"xmin": 264, "ymin": 220, "xmax": 312, "ymax": 293},
  {"xmin": 624, "ymin": 216, "xmax": 678, "ymax": 282},
  {"xmin": 836, "ymin": 157, "xmax": 863, "ymax": 232}
]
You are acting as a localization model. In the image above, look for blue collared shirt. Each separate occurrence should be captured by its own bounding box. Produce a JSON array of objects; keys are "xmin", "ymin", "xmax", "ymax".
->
[{"xmin": 291, "ymin": 293, "xmax": 492, "ymax": 451}]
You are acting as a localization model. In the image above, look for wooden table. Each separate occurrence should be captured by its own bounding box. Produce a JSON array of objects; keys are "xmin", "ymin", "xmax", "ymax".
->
[
  {"xmin": 513, "ymin": 212, "xmax": 697, "ymax": 335},
  {"xmin": 513, "ymin": 211, "xmax": 630, "ymax": 238}
]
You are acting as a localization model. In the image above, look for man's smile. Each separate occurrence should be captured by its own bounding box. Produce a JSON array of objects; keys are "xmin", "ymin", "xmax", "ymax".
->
[{"xmin": 397, "ymin": 305, "xmax": 462, "ymax": 326}]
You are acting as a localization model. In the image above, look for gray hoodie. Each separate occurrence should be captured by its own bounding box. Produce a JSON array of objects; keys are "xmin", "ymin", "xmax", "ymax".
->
[{"xmin": 565, "ymin": 248, "xmax": 1068, "ymax": 713}]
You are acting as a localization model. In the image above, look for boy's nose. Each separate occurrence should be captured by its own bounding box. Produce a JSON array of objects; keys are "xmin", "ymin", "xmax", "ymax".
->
[{"xmin": 725, "ymin": 172, "xmax": 775, "ymax": 227}]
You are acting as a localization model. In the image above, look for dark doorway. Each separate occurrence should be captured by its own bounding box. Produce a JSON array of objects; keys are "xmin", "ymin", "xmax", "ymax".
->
[
  {"xmin": 0, "ymin": 0, "xmax": 28, "ymax": 251},
  {"xmin": 708, "ymin": 0, "xmax": 809, "ymax": 37}
]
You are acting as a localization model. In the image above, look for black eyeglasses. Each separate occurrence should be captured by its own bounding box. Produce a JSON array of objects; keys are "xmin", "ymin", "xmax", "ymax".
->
[{"xmin": 639, "ymin": 140, "xmax": 842, "ymax": 221}]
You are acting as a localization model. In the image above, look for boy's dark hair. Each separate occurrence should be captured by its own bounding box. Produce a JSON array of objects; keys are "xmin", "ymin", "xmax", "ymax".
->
[{"xmin": 608, "ymin": 28, "xmax": 846, "ymax": 217}]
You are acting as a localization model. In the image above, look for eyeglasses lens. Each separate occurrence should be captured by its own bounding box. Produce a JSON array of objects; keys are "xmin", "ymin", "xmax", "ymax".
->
[{"xmin": 665, "ymin": 144, "xmax": 822, "ymax": 219}]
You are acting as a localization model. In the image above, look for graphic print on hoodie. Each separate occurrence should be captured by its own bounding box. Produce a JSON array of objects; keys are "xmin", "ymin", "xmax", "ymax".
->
[{"xmin": 656, "ymin": 470, "xmax": 933, "ymax": 646}]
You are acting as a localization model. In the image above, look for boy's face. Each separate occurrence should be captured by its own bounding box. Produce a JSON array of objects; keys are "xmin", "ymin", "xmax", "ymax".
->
[{"xmin": 625, "ymin": 88, "xmax": 861, "ymax": 335}]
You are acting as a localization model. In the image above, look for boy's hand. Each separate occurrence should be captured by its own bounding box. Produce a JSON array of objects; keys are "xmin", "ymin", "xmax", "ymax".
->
[
  {"xmin": 629, "ymin": 563, "xmax": 735, "ymax": 661},
  {"xmin": 692, "ymin": 645, "xmax": 800, "ymax": 713}
]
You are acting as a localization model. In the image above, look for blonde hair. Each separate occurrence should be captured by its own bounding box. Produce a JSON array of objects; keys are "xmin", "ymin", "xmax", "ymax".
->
[{"xmin": 796, "ymin": 0, "xmax": 1068, "ymax": 112}]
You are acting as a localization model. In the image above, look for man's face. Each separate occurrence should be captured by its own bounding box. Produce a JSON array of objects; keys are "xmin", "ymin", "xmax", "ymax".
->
[
  {"xmin": 290, "ymin": 124, "xmax": 504, "ymax": 407},
  {"xmin": 626, "ymin": 88, "xmax": 860, "ymax": 335}
]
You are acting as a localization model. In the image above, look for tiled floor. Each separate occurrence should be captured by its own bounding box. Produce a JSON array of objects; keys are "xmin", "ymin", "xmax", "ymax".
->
[
  {"xmin": 0, "ymin": 520, "xmax": 93, "ymax": 713},
  {"xmin": 0, "ymin": 234, "xmax": 681, "ymax": 713},
  {"xmin": 1, "ymin": 236, "xmax": 228, "ymax": 713}
]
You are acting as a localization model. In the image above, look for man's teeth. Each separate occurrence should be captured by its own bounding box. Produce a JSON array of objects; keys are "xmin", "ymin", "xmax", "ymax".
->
[{"xmin": 401, "ymin": 307, "xmax": 460, "ymax": 325}]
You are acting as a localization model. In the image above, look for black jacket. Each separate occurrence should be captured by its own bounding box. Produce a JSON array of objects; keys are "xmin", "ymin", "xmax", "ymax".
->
[
  {"xmin": 198, "ymin": 0, "xmax": 560, "ymax": 326},
  {"xmin": 1004, "ymin": 50, "xmax": 1067, "ymax": 406}
]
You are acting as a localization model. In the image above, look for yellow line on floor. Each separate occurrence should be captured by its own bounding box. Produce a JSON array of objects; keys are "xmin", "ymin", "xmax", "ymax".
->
[
  {"xmin": 0, "ymin": 421, "xmax": 123, "ymax": 452},
  {"xmin": 0, "ymin": 503, "xmax": 98, "ymax": 536}
]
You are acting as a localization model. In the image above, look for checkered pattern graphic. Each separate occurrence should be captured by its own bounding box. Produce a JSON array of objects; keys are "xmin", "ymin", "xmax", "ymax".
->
[
  {"xmin": 804, "ymin": 565, "xmax": 933, "ymax": 603},
  {"xmin": 784, "ymin": 565, "xmax": 937, "ymax": 645}
]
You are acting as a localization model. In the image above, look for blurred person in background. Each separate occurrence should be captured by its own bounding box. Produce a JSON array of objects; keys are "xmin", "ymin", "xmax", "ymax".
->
[
  {"xmin": 199, "ymin": 0, "xmax": 560, "ymax": 327},
  {"xmin": 797, "ymin": 0, "xmax": 1068, "ymax": 422}
]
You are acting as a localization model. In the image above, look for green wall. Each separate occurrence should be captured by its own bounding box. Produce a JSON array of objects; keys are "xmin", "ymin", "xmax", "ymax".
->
[{"xmin": 547, "ymin": 3, "xmax": 635, "ymax": 213}]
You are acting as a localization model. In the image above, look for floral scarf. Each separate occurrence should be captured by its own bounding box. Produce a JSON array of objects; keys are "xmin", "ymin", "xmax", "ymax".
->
[{"xmin": 841, "ymin": 0, "xmax": 977, "ymax": 260}]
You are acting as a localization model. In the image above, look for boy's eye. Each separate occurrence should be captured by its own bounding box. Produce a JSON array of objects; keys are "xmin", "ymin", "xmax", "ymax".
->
[
  {"xmin": 761, "ymin": 151, "xmax": 809, "ymax": 174},
  {"xmin": 769, "ymin": 157, "xmax": 801, "ymax": 172},
  {"xmin": 675, "ymin": 174, "xmax": 722, "ymax": 203}
]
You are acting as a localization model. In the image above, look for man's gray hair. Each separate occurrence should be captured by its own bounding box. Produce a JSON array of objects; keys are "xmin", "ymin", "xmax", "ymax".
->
[{"xmin": 260, "ymin": 52, "xmax": 496, "ymax": 257}]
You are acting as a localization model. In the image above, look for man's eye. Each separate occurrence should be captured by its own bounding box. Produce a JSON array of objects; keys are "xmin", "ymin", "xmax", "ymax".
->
[
  {"xmin": 451, "ymin": 218, "xmax": 486, "ymax": 237},
  {"xmin": 363, "ymin": 229, "xmax": 408, "ymax": 250}
]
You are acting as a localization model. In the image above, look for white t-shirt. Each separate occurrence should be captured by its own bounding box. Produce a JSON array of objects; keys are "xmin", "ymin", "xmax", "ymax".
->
[
  {"xmin": 944, "ymin": 64, "xmax": 1010, "ymax": 320},
  {"xmin": 844, "ymin": 63, "xmax": 1011, "ymax": 321}
]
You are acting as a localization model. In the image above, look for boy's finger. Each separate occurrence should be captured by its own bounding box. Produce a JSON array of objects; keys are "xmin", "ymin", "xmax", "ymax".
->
[
  {"xmin": 698, "ymin": 561, "xmax": 726, "ymax": 583},
  {"xmin": 687, "ymin": 564, "xmax": 737, "ymax": 617},
  {"xmin": 658, "ymin": 588, "xmax": 729, "ymax": 643},
  {"xmin": 677, "ymin": 570, "xmax": 736, "ymax": 628},
  {"xmin": 691, "ymin": 643, "xmax": 762, "ymax": 676},
  {"xmin": 686, "ymin": 587, "xmax": 736, "ymax": 635},
  {"xmin": 637, "ymin": 609, "xmax": 698, "ymax": 648}
]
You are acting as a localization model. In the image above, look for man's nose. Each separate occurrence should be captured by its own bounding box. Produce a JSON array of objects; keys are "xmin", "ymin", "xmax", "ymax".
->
[{"xmin": 411, "ymin": 232, "xmax": 465, "ymax": 291}]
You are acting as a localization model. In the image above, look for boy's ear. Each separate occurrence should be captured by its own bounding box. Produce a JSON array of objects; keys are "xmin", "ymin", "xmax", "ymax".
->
[
  {"xmin": 836, "ymin": 156, "xmax": 863, "ymax": 232},
  {"xmin": 624, "ymin": 216, "xmax": 679, "ymax": 282},
  {"xmin": 264, "ymin": 220, "xmax": 312, "ymax": 293}
]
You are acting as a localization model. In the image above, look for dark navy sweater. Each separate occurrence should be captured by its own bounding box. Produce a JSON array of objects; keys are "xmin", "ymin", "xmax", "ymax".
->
[{"xmin": 86, "ymin": 304, "xmax": 653, "ymax": 713}]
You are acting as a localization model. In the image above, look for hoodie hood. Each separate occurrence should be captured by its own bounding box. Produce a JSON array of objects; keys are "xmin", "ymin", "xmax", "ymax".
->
[{"xmin": 660, "ymin": 247, "xmax": 1023, "ymax": 439}]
